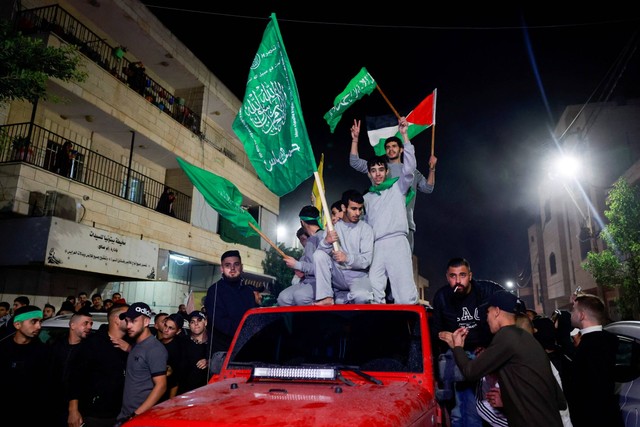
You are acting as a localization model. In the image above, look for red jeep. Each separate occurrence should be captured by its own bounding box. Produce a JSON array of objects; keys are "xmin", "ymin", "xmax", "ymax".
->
[{"xmin": 124, "ymin": 304, "xmax": 444, "ymax": 426}]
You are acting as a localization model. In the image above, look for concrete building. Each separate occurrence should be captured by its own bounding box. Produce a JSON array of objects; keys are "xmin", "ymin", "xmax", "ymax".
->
[
  {"xmin": 0, "ymin": 0, "xmax": 278, "ymax": 313},
  {"xmin": 527, "ymin": 98, "xmax": 640, "ymax": 318}
]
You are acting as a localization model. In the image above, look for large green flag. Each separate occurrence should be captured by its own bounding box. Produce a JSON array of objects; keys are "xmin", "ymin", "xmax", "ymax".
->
[
  {"xmin": 232, "ymin": 13, "xmax": 316, "ymax": 197},
  {"xmin": 323, "ymin": 67, "xmax": 377, "ymax": 133},
  {"xmin": 177, "ymin": 157, "xmax": 259, "ymax": 238}
]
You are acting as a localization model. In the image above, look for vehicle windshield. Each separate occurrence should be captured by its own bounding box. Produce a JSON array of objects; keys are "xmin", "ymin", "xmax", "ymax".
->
[{"xmin": 228, "ymin": 310, "xmax": 424, "ymax": 373}]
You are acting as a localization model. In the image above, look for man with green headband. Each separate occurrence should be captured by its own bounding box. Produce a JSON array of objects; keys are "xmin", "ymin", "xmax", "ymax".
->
[
  {"xmin": 0, "ymin": 305, "xmax": 52, "ymax": 424},
  {"xmin": 278, "ymin": 205, "xmax": 324, "ymax": 306},
  {"xmin": 363, "ymin": 117, "xmax": 419, "ymax": 305}
]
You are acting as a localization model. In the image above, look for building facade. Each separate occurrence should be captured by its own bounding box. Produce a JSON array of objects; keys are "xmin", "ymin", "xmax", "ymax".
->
[
  {"xmin": 528, "ymin": 98, "xmax": 640, "ymax": 318},
  {"xmin": 0, "ymin": 0, "xmax": 278, "ymax": 313}
]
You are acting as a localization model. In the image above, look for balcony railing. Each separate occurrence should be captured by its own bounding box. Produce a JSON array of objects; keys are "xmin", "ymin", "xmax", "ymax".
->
[
  {"xmin": 15, "ymin": 5, "xmax": 202, "ymax": 135},
  {"xmin": 0, "ymin": 123, "xmax": 191, "ymax": 222}
]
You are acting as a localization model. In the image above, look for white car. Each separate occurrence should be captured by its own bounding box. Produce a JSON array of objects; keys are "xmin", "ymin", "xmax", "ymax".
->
[
  {"xmin": 604, "ymin": 320, "xmax": 640, "ymax": 427},
  {"xmin": 39, "ymin": 312, "xmax": 185, "ymax": 344},
  {"xmin": 40, "ymin": 312, "xmax": 108, "ymax": 344}
]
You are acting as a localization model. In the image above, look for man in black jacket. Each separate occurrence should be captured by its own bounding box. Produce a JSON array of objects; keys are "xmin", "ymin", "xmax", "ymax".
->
[
  {"xmin": 51, "ymin": 311, "xmax": 93, "ymax": 427},
  {"xmin": 204, "ymin": 250, "xmax": 258, "ymax": 352},
  {"xmin": 68, "ymin": 304, "xmax": 131, "ymax": 427},
  {"xmin": 430, "ymin": 257, "xmax": 504, "ymax": 427},
  {"xmin": 566, "ymin": 293, "xmax": 623, "ymax": 427},
  {"xmin": 0, "ymin": 305, "xmax": 51, "ymax": 425}
]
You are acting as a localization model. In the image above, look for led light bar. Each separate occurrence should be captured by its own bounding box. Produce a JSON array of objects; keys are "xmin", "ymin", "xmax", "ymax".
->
[{"xmin": 252, "ymin": 366, "xmax": 337, "ymax": 381}]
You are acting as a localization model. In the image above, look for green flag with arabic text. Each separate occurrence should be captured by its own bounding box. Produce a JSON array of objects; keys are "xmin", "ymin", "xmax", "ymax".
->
[
  {"xmin": 177, "ymin": 157, "xmax": 259, "ymax": 238},
  {"xmin": 324, "ymin": 67, "xmax": 377, "ymax": 133},
  {"xmin": 232, "ymin": 13, "xmax": 316, "ymax": 197}
]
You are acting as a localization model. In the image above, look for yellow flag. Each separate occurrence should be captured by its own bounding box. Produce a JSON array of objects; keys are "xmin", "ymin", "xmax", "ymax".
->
[{"xmin": 311, "ymin": 153, "xmax": 326, "ymax": 228}]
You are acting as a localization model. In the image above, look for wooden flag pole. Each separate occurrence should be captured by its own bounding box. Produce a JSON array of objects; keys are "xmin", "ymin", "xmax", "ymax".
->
[
  {"xmin": 249, "ymin": 222, "xmax": 286, "ymax": 258},
  {"xmin": 313, "ymin": 171, "xmax": 341, "ymax": 252},
  {"xmin": 431, "ymin": 124, "xmax": 436, "ymax": 156},
  {"xmin": 375, "ymin": 85, "xmax": 401, "ymax": 120}
]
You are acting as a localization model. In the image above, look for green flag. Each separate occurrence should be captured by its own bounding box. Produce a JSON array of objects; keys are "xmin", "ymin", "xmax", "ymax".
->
[
  {"xmin": 232, "ymin": 13, "xmax": 316, "ymax": 197},
  {"xmin": 177, "ymin": 157, "xmax": 259, "ymax": 238},
  {"xmin": 324, "ymin": 67, "xmax": 377, "ymax": 133}
]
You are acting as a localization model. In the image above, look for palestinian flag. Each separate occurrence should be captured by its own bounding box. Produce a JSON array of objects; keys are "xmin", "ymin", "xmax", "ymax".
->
[{"xmin": 366, "ymin": 89, "xmax": 437, "ymax": 156}]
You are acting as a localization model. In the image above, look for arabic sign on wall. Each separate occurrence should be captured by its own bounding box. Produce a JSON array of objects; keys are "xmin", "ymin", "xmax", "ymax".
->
[{"xmin": 45, "ymin": 218, "xmax": 158, "ymax": 280}]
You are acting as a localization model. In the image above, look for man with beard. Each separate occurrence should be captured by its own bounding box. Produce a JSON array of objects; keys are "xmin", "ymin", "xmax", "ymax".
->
[
  {"xmin": 50, "ymin": 311, "xmax": 93, "ymax": 427},
  {"xmin": 204, "ymin": 250, "xmax": 258, "ymax": 352},
  {"xmin": 68, "ymin": 304, "xmax": 132, "ymax": 427},
  {"xmin": 115, "ymin": 302, "xmax": 167, "ymax": 426},
  {"xmin": 431, "ymin": 257, "xmax": 504, "ymax": 427},
  {"xmin": 349, "ymin": 118, "xmax": 437, "ymax": 252}
]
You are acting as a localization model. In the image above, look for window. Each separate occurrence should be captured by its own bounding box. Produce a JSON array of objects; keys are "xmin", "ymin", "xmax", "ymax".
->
[
  {"xmin": 612, "ymin": 334, "xmax": 640, "ymax": 383},
  {"xmin": 549, "ymin": 253, "xmax": 557, "ymax": 275},
  {"xmin": 228, "ymin": 310, "xmax": 424, "ymax": 373},
  {"xmin": 122, "ymin": 178, "xmax": 146, "ymax": 206}
]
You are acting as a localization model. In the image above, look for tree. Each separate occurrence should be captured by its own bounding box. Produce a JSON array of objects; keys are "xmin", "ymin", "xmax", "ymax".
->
[
  {"xmin": 262, "ymin": 244, "xmax": 303, "ymax": 300},
  {"xmin": 583, "ymin": 178, "xmax": 640, "ymax": 319},
  {"xmin": 0, "ymin": 20, "xmax": 87, "ymax": 104}
]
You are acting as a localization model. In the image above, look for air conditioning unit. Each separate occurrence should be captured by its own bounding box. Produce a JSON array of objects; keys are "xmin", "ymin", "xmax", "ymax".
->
[{"xmin": 44, "ymin": 191, "xmax": 80, "ymax": 222}]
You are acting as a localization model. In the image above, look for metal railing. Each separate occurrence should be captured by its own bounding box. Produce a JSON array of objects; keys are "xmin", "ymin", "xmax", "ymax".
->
[
  {"xmin": 15, "ymin": 5, "xmax": 202, "ymax": 135},
  {"xmin": 0, "ymin": 123, "xmax": 191, "ymax": 222}
]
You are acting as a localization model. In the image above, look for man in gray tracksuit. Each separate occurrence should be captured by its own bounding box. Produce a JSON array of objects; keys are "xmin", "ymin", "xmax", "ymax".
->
[
  {"xmin": 363, "ymin": 117, "xmax": 418, "ymax": 304},
  {"xmin": 313, "ymin": 190, "xmax": 374, "ymax": 305}
]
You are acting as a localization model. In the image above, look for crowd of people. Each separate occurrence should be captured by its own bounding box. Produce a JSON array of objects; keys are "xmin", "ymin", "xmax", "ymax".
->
[
  {"xmin": 0, "ymin": 251, "xmax": 259, "ymax": 427},
  {"xmin": 0, "ymin": 116, "xmax": 626, "ymax": 426},
  {"xmin": 431, "ymin": 257, "xmax": 624, "ymax": 427}
]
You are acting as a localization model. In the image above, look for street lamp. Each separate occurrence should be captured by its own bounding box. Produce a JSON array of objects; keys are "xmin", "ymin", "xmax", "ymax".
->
[
  {"xmin": 505, "ymin": 280, "xmax": 519, "ymax": 297},
  {"xmin": 550, "ymin": 153, "xmax": 605, "ymax": 298},
  {"xmin": 276, "ymin": 225, "xmax": 288, "ymax": 247}
]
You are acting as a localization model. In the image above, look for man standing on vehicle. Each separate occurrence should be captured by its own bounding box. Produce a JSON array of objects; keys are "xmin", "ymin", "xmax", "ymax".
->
[
  {"xmin": 431, "ymin": 257, "xmax": 504, "ymax": 427},
  {"xmin": 115, "ymin": 302, "xmax": 167, "ymax": 426},
  {"xmin": 204, "ymin": 250, "xmax": 258, "ymax": 352},
  {"xmin": 349, "ymin": 118, "xmax": 437, "ymax": 252}
]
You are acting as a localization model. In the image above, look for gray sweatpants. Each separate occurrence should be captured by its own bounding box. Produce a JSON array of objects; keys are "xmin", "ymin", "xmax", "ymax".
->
[{"xmin": 369, "ymin": 235, "xmax": 418, "ymax": 304}]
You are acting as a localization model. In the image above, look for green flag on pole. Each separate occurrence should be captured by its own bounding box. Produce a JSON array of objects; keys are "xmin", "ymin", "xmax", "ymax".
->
[
  {"xmin": 177, "ymin": 157, "xmax": 259, "ymax": 238},
  {"xmin": 232, "ymin": 13, "xmax": 316, "ymax": 197},
  {"xmin": 323, "ymin": 67, "xmax": 377, "ymax": 133}
]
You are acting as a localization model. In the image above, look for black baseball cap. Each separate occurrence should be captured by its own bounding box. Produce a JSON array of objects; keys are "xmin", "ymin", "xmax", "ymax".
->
[
  {"xmin": 119, "ymin": 302, "xmax": 152, "ymax": 320},
  {"xmin": 188, "ymin": 310, "xmax": 206, "ymax": 321}
]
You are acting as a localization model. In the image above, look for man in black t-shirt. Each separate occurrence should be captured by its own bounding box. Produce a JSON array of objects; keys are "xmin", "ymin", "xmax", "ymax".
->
[{"xmin": 431, "ymin": 257, "xmax": 504, "ymax": 427}]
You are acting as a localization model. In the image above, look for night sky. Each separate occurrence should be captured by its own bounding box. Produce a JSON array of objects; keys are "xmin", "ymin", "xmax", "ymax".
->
[{"xmin": 143, "ymin": 3, "xmax": 640, "ymax": 300}]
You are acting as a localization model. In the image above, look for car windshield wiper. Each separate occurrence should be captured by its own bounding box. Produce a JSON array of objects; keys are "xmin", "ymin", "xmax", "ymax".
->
[{"xmin": 336, "ymin": 365, "xmax": 383, "ymax": 386}]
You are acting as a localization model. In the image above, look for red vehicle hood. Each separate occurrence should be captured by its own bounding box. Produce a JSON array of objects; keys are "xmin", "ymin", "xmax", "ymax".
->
[{"xmin": 124, "ymin": 377, "xmax": 437, "ymax": 427}]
